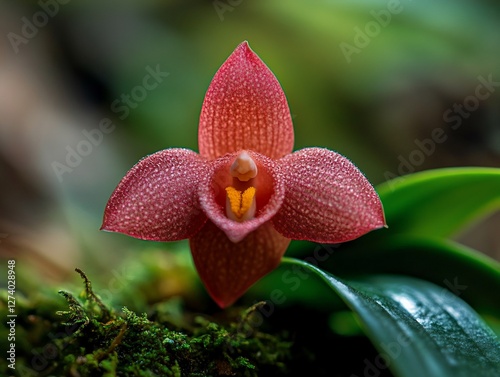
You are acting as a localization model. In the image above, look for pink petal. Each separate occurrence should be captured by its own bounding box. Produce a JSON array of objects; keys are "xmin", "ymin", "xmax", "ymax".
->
[
  {"xmin": 190, "ymin": 221, "xmax": 291, "ymax": 308},
  {"xmin": 198, "ymin": 41, "xmax": 294, "ymax": 160},
  {"xmin": 199, "ymin": 151, "xmax": 285, "ymax": 243},
  {"xmin": 273, "ymin": 148, "xmax": 386, "ymax": 243},
  {"xmin": 102, "ymin": 148, "xmax": 208, "ymax": 241}
]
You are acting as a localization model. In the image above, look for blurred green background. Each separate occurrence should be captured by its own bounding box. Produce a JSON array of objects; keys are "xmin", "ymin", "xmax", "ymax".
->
[{"xmin": 0, "ymin": 0, "xmax": 499, "ymax": 296}]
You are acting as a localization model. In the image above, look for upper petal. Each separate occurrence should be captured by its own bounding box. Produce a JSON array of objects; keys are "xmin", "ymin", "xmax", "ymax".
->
[
  {"xmin": 198, "ymin": 41, "xmax": 294, "ymax": 160},
  {"xmin": 273, "ymin": 148, "xmax": 386, "ymax": 243},
  {"xmin": 101, "ymin": 148, "xmax": 208, "ymax": 241},
  {"xmin": 190, "ymin": 221, "xmax": 291, "ymax": 308},
  {"xmin": 199, "ymin": 151, "xmax": 285, "ymax": 243}
]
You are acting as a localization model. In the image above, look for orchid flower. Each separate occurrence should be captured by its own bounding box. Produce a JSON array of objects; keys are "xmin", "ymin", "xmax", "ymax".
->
[{"xmin": 101, "ymin": 42, "xmax": 385, "ymax": 308}]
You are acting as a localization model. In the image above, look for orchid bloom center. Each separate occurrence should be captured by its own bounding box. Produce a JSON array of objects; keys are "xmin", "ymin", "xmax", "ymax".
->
[{"xmin": 225, "ymin": 151, "xmax": 257, "ymax": 222}]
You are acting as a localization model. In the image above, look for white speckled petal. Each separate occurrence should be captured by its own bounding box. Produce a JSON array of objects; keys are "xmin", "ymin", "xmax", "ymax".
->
[
  {"xmin": 198, "ymin": 41, "xmax": 294, "ymax": 160},
  {"xmin": 101, "ymin": 148, "xmax": 208, "ymax": 241},
  {"xmin": 273, "ymin": 148, "xmax": 386, "ymax": 243},
  {"xmin": 190, "ymin": 220, "xmax": 291, "ymax": 308}
]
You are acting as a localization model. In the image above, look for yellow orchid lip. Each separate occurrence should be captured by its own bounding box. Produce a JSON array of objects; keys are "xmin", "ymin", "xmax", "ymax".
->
[{"xmin": 225, "ymin": 186, "xmax": 257, "ymax": 221}]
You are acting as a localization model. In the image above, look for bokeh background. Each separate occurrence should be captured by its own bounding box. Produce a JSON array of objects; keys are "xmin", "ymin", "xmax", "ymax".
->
[{"xmin": 0, "ymin": 0, "xmax": 499, "ymax": 301}]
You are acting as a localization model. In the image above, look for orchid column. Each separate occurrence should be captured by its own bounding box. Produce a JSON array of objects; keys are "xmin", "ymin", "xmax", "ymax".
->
[{"xmin": 102, "ymin": 42, "xmax": 385, "ymax": 308}]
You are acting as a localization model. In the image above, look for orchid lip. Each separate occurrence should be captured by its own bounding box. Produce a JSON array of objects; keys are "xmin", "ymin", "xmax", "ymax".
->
[
  {"xmin": 199, "ymin": 151, "xmax": 286, "ymax": 243},
  {"xmin": 225, "ymin": 186, "xmax": 257, "ymax": 221}
]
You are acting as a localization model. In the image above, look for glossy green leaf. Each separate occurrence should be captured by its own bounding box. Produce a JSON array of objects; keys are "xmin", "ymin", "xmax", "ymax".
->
[
  {"xmin": 322, "ymin": 236, "xmax": 500, "ymax": 318},
  {"xmin": 376, "ymin": 167, "xmax": 500, "ymax": 238},
  {"xmin": 281, "ymin": 258, "xmax": 500, "ymax": 377},
  {"xmin": 282, "ymin": 236, "xmax": 500, "ymax": 319}
]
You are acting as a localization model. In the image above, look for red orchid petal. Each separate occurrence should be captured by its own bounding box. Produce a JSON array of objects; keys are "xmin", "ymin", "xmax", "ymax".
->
[
  {"xmin": 102, "ymin": 148, "xmax": 208, "ymax": 241},
  {"xmin": 190, "ymin": 221, "xmax": 291, "ymax": 308},
  {"xmin": 198, "ymin": 41, "xmax": 294, "ymax": 160},
  {"xmin": 273, "ymin": 148, "xmax": 386, "ymax": 243},
  {"xmin": 199, "ymin": 151, "xmax": 285, "ymax": 243}
]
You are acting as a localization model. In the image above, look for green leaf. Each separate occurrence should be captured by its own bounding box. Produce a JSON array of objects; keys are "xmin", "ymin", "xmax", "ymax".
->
[
  {"xmin": 280, "ymin": 258, "xmax": 500, "ymax": 377},
  {"xmin": 376, "ymin": 167, "xmax": 500, "ymax": 238},
  {"xmin": 283, "ymin": 236, "xmax": 500, "ymax": 319},
  {"xmin": 324, "ymin": 236, "xmax": 500, "ymax": 318}
]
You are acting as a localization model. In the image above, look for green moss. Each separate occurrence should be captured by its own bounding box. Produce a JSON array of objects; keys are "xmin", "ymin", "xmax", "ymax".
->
[{"xmin": 2, "ymin": 269, "xmax": 291, "ymax": 376}]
